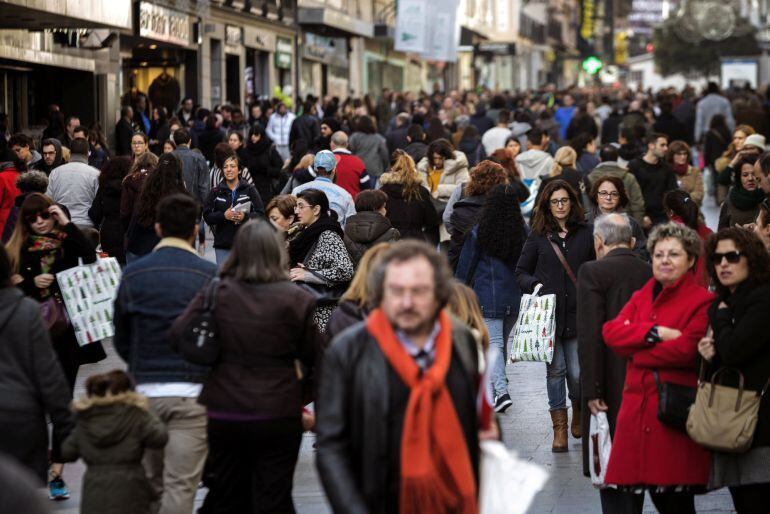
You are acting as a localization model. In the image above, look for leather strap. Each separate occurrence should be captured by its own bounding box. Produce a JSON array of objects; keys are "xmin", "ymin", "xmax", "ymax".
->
[{"xmin": 549, "ymin": 239, "xmax": 577, "ymax": 286}]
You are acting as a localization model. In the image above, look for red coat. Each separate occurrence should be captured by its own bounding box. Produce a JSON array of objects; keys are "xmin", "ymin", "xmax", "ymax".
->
[
  {"xmin": 602, "ymin": 272, "xmax": 713, "ymax": 486},
  {"xmin": 333, "ymin": 151, "xmax": 368, "ymax": 198},
  {"xmin": 0, "ymin": 164, "xmax": 20, "ymax": 232}
]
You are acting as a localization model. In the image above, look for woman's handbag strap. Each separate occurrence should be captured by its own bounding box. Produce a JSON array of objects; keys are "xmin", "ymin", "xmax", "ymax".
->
[{"xmin": 549, "ymin": 239, "xmax": 577, "ymax": 286}]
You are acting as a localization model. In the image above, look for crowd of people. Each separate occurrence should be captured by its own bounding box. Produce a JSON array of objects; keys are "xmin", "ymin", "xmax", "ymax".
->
[{"xmin": 0, "ymin": 80, "xmax": 769, "ymax": 514}]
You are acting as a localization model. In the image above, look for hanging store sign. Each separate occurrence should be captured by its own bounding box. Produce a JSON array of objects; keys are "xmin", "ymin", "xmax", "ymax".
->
[
  {"xmin": 138, "ymin": 2, "xmax": 193, "ymax": 47},
  {"xmin": 395, "ymin": 0, "xmax": 428, "ymax": 53},
  {"xmin": 225, "ymin": 25, "xmax": 242, "ymax": 47},
  {"xmin": 275, "ymin": 37, "xmax": 293, "ymax": 69}
]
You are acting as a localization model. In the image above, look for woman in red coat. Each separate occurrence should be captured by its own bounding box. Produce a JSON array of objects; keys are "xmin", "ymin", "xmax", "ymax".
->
[{"xmin": 602, "ymin": 222, "xmax": 714, "ymax": 513}]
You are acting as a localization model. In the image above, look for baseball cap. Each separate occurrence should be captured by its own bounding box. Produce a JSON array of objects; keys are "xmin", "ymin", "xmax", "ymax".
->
[{"xmin": 314, "ymin": 150, "xmax": 337, "ymax": 172}]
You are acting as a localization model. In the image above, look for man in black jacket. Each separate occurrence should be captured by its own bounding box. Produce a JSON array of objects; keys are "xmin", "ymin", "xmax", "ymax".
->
[
  {"xmin": 289, "ymin": 99, "xmax": 320, "ymax": 151},
  {"xmin": 576, "ymin": 213, "xmax": 651, "ymax": 513},
  {"xmin": 114, "ymin": 106, "xmax": 135, "ymax": 157},
  {"xmin": 316, "ymin": 241, "xmax": 484, "ymax": 514},
  {"xmin": 627, "ymin": 132, "xmax": 678, "ymax": 229}
]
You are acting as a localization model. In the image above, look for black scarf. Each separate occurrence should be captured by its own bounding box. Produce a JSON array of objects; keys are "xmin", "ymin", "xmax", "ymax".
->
[
  {"xmin": 288, "ymin": 216, "xmax": 344, "ymax": 266},
  {"xmin": 728, "ymin": 181, "xmax": 765, "ymax": 210}
]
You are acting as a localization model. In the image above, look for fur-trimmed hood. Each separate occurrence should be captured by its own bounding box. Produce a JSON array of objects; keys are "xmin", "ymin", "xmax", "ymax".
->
[
  {"xmin": 378, "ymin": 171, "xmax": 407, "ymax": 186},
  {"xmin": 72, "ymin": 391, "xmax": 149, "ymax": 412},
  {"xmin": 71, "ymin": 392, "xmax": 151, "ymax": 448}
]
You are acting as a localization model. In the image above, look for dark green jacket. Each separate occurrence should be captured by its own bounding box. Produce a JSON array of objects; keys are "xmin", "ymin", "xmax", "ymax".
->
[{"xmin": 61, "ymin": 392, "xmax": 167, "ymax": 514}]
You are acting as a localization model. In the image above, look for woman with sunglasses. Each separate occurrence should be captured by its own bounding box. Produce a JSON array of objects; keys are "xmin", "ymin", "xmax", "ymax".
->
[
  {"xmin": 699, "ymin": 228, "xmax": 770, "ymax": 513},
  {"xmin": 516, "ymin": 179, "xmax": 595, "ymax": 452},
  {"xmin": 5, "ymin": 192, "xmax": 105, "ymax": 499},
  {"xmin": 719, "ymin": 155, "xmax": 764, "ymax": 230}
]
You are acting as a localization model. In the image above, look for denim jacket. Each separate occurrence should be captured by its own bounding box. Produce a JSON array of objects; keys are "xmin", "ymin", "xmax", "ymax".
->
[
  {"xmin": 114, "ymin": 240, "xmax": 217, "ymax": 384},
  {"xmin": 455, "ymin": 227, "xmax": 522, "ymax": 319}
]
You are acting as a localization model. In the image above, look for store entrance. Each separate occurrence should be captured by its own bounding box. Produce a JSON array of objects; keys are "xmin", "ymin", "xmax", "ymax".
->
[{"xmin": 225, "ymin": 54, "xmax": 241, "ymax": 106}]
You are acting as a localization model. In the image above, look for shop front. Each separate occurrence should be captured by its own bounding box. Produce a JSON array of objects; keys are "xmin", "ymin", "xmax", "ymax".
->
[
  {"xmin": 300, "ymin": 33, "xmax": 350, "ymax": 99},
  {"xmin": 364, "ymin": 38, "xmax": 405, "ymax": 95},
  {"xmin": 121, "ymin": 1, "xmax": 198, "ymax": 117}
]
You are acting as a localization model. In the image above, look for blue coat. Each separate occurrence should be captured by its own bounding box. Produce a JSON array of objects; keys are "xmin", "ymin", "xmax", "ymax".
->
[{"xmin": 455, "ymin": 227, "xmax": 522, "ymax": 319}]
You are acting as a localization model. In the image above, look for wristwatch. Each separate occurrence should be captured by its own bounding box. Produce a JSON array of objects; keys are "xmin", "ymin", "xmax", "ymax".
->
[{"xmin": 645, "ymin": 325, "xmax": 662, "ymax": 345}]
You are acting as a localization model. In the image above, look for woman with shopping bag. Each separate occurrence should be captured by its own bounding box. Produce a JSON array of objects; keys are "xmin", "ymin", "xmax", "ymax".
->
[
  {"xmin": 4, "ymin": 192, "xmax": 106, "ymax": 500},
  {"xmin": 515, "ymin": 179, "xmax": 595, "ymax": 452},
  {"xmin": 698, "ymin": 228, "xmax": 770, "ymax": 513},
  {"xmin": 602, "ymin": 222, "xmax": 713, "ymax": 513}
]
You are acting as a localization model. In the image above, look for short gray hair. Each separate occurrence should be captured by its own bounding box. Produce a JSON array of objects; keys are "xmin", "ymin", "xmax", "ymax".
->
[
  {"xmin": 647, "ymin": 221, "xmax": 701, "ymax": 260},
  {"xmin": 455, "ymin": 115, "xmax": 470, "ymax": 129},
  {"xmin": 331, "ymin": 131, "xmax": 348, "ymax": 148},
  {"xmin": 594, "ymin": 213, "xmax": 633, "ymax": 246}
]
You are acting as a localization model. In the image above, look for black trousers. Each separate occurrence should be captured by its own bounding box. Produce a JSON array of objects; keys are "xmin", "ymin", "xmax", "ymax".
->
[
  {"xmin": 599, "ymin": 489, "xmax": 695, "ymax": 514},
  {"xmin": 730, "ymin": 483, "xmax": 770, "ymax": 514},
  {"xmin": 200, "ymin": 417, "xmax": 303, "ymax": 514}
]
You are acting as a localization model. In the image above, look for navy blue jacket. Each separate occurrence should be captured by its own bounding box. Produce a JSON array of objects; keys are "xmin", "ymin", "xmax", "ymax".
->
[
  {"xmin": 113, "ymin": 243, "xmax": 217, "ymax": 384},
  {"xmin": 455, "ymin": 227, "xmax": 522, "ymax": 319}
]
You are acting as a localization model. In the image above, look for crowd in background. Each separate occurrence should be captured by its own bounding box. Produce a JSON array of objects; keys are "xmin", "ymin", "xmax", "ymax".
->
[{"xmin": 0, "ymin": 80, "xmax": 769, "ymax": 513}]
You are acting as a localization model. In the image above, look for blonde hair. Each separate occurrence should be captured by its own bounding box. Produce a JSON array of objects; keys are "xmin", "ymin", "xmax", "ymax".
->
[
  {"xmin": 550, "ymin": 146, "xmax": 577, "ymax": 177},
  {"xmin": 447, "ymin": 281, "xmax": 489, "ymax": 349},
  {"xmin": 340, "ymin": 242, "xmax": 393, "ymax": 307},
  {"xmin": 388, "ymin": 151, "xmax": 423, "ymax": 202}
]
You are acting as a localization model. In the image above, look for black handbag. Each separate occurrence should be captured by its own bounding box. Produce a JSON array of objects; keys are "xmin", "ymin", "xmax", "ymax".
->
[
  {"xmin": 297, "ymin": 269, "xmax": 348, "ymax": 307},
  {"xmin": 653, "ymin": 370, "xmax": 697, "ymax": 432},
  {"xmin": 175, "ymin": 278, "xmax": 222, "ymax": 366}
]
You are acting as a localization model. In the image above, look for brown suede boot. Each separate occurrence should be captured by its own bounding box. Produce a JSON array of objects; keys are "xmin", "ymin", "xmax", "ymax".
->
[
  {"xmin": 571, "ymin": 406, "xmax": 582, "ymax": 439},
  {"xmin": 550, "ymin": 409, "xmax": 568, "ymax": 452}
]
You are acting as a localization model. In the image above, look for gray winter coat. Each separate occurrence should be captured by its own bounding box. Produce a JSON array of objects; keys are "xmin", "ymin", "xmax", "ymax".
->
[{"xmin": 349, "ymin": 132, "xmax": 389, "ymax": 178}]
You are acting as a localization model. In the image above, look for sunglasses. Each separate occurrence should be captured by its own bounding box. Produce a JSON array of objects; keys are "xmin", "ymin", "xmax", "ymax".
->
[
  {"xmin": 710, "ymin": 251, "xmax": 743, "ymax": 265},
  {"xmin": 25, "ymin": 210, "xmax": 52, "ymax": 224}
]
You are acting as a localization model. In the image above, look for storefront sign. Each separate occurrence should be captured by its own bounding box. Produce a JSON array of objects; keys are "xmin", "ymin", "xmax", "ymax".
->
[
  {"xmin": 244, "ymin": 27, "xmax": 277, "ymax": 52},
  {"xmin": 301, "ymin": 33, "xmax": 348, "ymax": 68},
  {"xmin": 138, "ymin": 2, "xmax": 192, "ymax": 47},
  {"xmin": 226, "ymin": 25, "xmax": 242, "ymax": 47},
  {"xmin": 475, "ymin": 43, "xmax": 516, "ymax": 56},
  {"xmin": 275, "ymin": 37, "xmax": 293, "ymax": 69}
]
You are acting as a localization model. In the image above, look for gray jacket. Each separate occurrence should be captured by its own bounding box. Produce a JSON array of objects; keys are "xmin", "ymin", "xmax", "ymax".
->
[
  {"xmin": 0, "ymin": 287, "xmax": 72, "ymax": 481},
  {"xmin": 46, "ymin": 155, "xmax": 99, "ymax": 228},
  {"xmin": 349, "ymin": 132, "xmax": 389, "ymax": 178},
  {"xmin": 173, "ymin": 146, "xmax": 210, "ymax": 205}
]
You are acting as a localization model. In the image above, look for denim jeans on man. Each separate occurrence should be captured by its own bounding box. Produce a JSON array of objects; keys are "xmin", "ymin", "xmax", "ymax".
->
[
  {"xmin": 546, "ymin": 336, "xmax": 580, "ymax": 410},
  {"xmin": 484, "ymin": 313, "xmax": 517, "ymax": 397}
]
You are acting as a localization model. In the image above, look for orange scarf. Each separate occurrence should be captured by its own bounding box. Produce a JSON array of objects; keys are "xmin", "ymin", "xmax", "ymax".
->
[{"xmin": 366, "ymin": 308, "xmax": 477, "ymax": 514}]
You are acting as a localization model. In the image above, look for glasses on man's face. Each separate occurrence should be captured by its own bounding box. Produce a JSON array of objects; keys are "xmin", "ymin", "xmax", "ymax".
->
[
  {"xmin": 597, "ymin": 191, "xmax": 619, "ymax": 198},
  {"xmin": 550, "ymin": 197, "xmax": 570, "ymax": 206},
  {"xmin": 24, "ymin": 211, "xmax": 51, "ymax": 224}
]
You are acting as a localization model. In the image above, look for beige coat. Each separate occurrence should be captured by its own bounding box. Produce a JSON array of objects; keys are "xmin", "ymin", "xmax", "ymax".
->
[
  {"xmin": 676, "ymin": 165, "xmax": 705, "ymax": 206},
  {"xmin": 417, "ymin": 151, "xmax": 470, "ymax": 201}
]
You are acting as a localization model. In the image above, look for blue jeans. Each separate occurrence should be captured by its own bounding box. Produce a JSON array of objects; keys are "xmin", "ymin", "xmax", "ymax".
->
[
  {"xmin": 215, "ymin": 248, "xmax": 230, "ymax": 266},
  {"xmin": 546, "ymin": 336, "xmax": 581, "ymax": 411},
  {"xmin": 484, "ymin": 314, "xmax": 517, "ymax": 398}
]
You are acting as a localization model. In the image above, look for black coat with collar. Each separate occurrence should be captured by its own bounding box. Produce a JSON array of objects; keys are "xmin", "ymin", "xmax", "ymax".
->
[
  {"xmin": 576, "ymin": 247, "xmax": 652, "ymax": 476},
  {"xmin": 515, "ymin": 223, "xmax": 596, "ymax": 339},
  {"xmin": 316, "ymin": 317, "xmax": 480, "ymax": 514},
  {"xmin": 203, "ymin": 180, "xmax": 265, "ymax": 250},
  {"xmin": 707, "ymin": 281, "xmax": 770, "ymax": 448}
]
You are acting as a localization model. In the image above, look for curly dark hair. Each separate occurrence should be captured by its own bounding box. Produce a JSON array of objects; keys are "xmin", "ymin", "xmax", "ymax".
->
[
  {"xmin": 477, "ymin": 184, "xmax": 526, "ymax": 265},
  {"xmin": 734, "ymin": 154, "xmax": 759, "ymax": 190},
  {"xmin": 488, "ymin": 148, "xmax": 520, "ymax": 180},
  {"xmin": 135, "ymin": 153, "xmax": 188, "ymax": 226},
  {"xmin": 426, "ymin": 138, "xmax": 455, "ymax": 167},
  {"xmin": 465, "ymin": 160, "xmax": 507, "ymax": 197},
  {"xmin": 531, "ymin": 179, "xmax": 584, "ymax": 235},
  {"xmin": 589, "ymin": 175, "xmax": 629, "ymax": 209},
  {"xmin": 706, "ymin": 227, "xmax": 770, "ymax": 295}
]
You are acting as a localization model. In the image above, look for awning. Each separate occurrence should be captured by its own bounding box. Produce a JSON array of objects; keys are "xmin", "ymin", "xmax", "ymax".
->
[
  {"xmin": 0, "ymin": 0, "xmax": 132, "ymax": 30},
  {"xmin": 298, "ymin": 7, "xmax": 373, "ymax": 39}
]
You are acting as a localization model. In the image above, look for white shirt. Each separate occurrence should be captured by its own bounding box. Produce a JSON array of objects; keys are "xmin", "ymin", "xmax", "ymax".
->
[
  {"xmin": 136, "ymin": 382, "xmax": 202, "ymax": 398},
  {"xmin": 481, "ymin": 126, "xmax": 513, "ymax": 155}
]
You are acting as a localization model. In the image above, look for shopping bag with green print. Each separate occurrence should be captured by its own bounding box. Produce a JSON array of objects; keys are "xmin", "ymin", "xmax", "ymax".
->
[{"xmin": 509, "ymin": 284, "xmax": 555, "ymax": 364}]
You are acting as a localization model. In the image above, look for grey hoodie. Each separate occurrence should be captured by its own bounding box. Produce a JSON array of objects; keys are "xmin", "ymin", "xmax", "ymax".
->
[{"xmin": 515, "ymin": 149, "xmax": 554, "ymax": 181}]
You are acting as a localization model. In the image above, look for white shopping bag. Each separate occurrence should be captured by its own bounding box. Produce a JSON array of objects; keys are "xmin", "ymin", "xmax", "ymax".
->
[
  {"xmin": 56, "ymin": 257, "xmax": 121, "ymax": 346},
  {"xmin": 589, "ymin": 412, "xmax": 612, "ymax": 487},
  {"xmin": 479, "ymin": 440, "xmax": 549, "ymax": 514},
  {"xmin": 509, "ymin": 284, "xmax": 556, "ymax": 363}
]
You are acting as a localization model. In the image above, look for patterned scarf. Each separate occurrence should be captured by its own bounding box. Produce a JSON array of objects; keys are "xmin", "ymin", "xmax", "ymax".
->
[{"xmin": 28, "ymin": 231, "xmax": 66, "ymax": 297}]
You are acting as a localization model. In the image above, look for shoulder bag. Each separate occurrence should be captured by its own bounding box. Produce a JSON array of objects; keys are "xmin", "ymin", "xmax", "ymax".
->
[
  {"xmin": 653, "ymin": 369, "xmax": 697, "ymax": 432},
  {"xmin": 686, "ymin": 365, "xmax": 770, "ymax": 453},
  {"xmin": 549, "ymin": 239, "xmax": 577, "ymax": 286},
  {"xmin": 175, "ymin": 278, "xmax": 222, "ymax": 366},
  {"xmin": 297, "ymin": 269, "xmax": 348, "ymax": 307},
  {"xmin": 39, "ymin": 291, "xmax": 70, "ymax": 338}
]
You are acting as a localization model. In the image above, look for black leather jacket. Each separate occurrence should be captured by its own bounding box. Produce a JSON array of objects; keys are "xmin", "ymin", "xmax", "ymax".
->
[{"xmin": 315, "ymin": 317, "xmax": 480, "ymax": 514}]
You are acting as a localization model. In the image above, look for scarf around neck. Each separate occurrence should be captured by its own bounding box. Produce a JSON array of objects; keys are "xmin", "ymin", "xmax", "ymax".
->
[
  {"xmin": 729, "ymin": 183, "xmax": 765, "ymax": 211},
  {"xmin": 28, "ymin": 230, "xmax": 66, "ymax": 297},
  {"xmin": 287, "ymin": 216, "xmax": 343, "ymax": 266},
  {"xmin": 365, "ymin": 308, "xmax": 477, "ymax": 514},
  {"xmin": 671, "ymin": 162, "xmax": 689, "ymax": 176}
]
